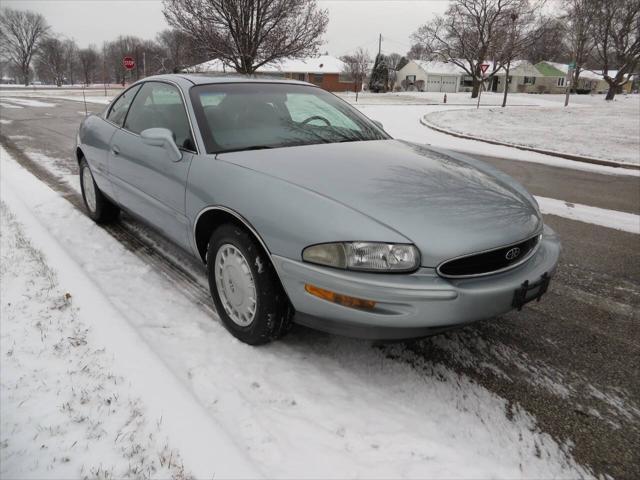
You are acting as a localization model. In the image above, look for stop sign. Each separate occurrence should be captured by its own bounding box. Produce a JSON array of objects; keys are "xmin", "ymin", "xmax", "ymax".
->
[{"xmin": 123, "ymin": 56, "xmax": 135, "ymax": 70}]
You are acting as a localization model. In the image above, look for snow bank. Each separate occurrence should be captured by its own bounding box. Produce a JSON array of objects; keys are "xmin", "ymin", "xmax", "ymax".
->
[
  {"xmin": 0, "ymin": 147, "xmax": 592, "ymax": 478},
  {"xmin": 1, "ymin": 98, "xmax": 56, "ymax": 108},
  {"xmin": 1, "ymin": 149, "xmax": 258, "ymax": 479},
  {"xmin": 536, "ymin": 196, "xmax": 640, "ymax": 234}
]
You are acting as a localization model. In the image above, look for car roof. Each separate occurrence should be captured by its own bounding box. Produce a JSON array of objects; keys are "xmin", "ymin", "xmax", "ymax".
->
[{"xmin": 144, "ymin": 73, "xmax": 314, "ymax": 88}]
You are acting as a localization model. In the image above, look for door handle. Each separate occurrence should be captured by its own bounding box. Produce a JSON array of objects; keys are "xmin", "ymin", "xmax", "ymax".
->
[{"xmin": 111, "ymin": 145, "xmax": 120, "ymax": 155}]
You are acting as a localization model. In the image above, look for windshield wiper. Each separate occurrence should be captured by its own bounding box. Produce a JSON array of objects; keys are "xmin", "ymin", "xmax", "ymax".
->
[{"xmin": 216, "ymin": 145, "xmax": 275, "ymax": 154}]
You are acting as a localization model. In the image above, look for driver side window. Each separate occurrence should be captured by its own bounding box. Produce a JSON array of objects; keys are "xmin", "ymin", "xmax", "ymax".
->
[{"xmin": 124, "ymin": 81, "xmax": 196, "ymax": 151}]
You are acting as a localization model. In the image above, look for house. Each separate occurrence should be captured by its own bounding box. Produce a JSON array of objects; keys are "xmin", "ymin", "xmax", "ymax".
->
[
  {"xmin": 396, "ymin": 60, "xmax": 464, "ymax": 93},
  {"xmin": 491, "ymin": 60, "xmax": 541, "ymax": 93},
  {"xmin": 534, "ymin": 61, "xmax": 609, "ymax": 94},
  {"xmin": 185, "ymin": 55, "xmax": 356, "ymax": 92}
]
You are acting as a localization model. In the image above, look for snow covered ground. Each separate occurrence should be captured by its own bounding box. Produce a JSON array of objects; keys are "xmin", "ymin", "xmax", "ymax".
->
[
  {"xmin": 422, "ymin": 94, "xmax": 640, "ymax": 166},
  {"xmin": 0, "ymin": 145, "xmax": 593, "ymax": 478},
  {"xmin": 0, "ymin": 87, "xmax": 118, "ymax": 106}
]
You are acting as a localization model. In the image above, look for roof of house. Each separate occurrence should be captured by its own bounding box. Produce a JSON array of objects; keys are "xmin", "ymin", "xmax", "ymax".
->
[
  {"xmin": 534, "ymin": 61, "xmax": 565, "ymax": 77},
  {"xmin": 413, "ymin": 60, "xmax": 467, "ymax": 76},
  {"xmin": 537, "ymin": 61, "xmax": 617, "ymax": 80},
  {"xmin": 187, "ymin": 55, "xmax": 346, "ymax": 75}
]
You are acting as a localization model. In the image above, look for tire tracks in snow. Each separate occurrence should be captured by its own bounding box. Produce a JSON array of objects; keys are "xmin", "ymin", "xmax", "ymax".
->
[{"xmin": 0, "ymin": 135, "xmax": 215, "ymax": 316}]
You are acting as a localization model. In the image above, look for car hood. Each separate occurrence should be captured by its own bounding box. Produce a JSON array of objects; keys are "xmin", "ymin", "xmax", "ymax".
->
[{"xmin": 217, "ymin": 140, "xmax": 542, "ymax": 267}]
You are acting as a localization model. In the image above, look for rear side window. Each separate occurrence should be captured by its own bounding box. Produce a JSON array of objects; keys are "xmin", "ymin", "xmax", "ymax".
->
[
  {"xmin": 124, "ymin": 81, "xmax": 195, "ymax": 151},
  {"xmin": 106, "ymin": 84, "xmax": 141, "ymax": 126}
]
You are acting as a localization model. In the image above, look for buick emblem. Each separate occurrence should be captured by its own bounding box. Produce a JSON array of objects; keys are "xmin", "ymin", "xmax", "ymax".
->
[{"xmin": 505, "ymin": 247, "xmax": 521, "ymax": 261}]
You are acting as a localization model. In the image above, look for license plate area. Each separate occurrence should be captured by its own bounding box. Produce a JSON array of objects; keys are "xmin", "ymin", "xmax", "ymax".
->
[{"xmin": 512, "ymin": 272, "xmax": 550, "ymax": 311}]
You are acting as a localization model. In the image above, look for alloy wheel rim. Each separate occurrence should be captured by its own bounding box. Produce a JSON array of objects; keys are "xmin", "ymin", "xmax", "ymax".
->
[
  {"xmin": 214, "ymin": 243, "xmax": 257, "ymax": 327},
  {"xmin": 82, "ymin": 166, "xmax": 97, "ymax": 213}
]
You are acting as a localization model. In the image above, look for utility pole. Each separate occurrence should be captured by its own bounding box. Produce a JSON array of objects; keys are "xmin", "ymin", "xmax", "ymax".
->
[
  {"xmin": 378, "ymin": 34, "xmax": 382, "ymax": 57},
  {"xmin": 143, "ymin": 51, "xmax": 146, "ymax": 78}
]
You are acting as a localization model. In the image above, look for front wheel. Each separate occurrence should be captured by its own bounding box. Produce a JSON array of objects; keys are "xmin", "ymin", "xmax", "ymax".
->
[
  {"xmin": 207, "ymin": 224, "xmax": 292, "ymax": 345},
  {"xmin": 79, "ymin": 158, "xmax": 119, "ymax": 223}
]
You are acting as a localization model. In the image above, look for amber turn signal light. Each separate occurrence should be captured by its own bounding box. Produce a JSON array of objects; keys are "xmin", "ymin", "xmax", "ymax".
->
[{"xmin": 304, "ymin": 284, "xmax": 376, "ymax": 311}]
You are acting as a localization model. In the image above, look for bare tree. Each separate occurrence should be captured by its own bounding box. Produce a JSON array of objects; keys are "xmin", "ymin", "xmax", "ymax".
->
[
  {"xmin": 0, "ymin": 8, "xmax": 49, "ymax": 85},
  {"xmin": 163, "ymin": 0, "xmax": 328, "ymax": 74},
  {"xmin": 156, "ymin": 28, "xmax": 207, "ymax": 72},
  {"xmin": 386, "ymin": 52, "xmax": 403, "ymax": 90},
  {"xmin": 79, "ymin": 45, "xmax": 99, "ymax": 85},
  {"xmin": 495, "ymin": 6, "xmax": 544, "ymax": 106},
  {"xmin": 105, "ymin": 35, "xmax": 146, "ymax": 84},
  {"xmin": 411, "ymin": 0, "xmax": 542, "ymax": 98},
  {"xmin": 407, "ymin": 43, "xmax": 428, "ymax": 60},
  {"xmin": 36, "ymin": 36, "xmax": 66, "ymax": 86},
  {"xmin": 592, "ymin": 0, "xmax": 640, "ymax": 100},
  {"xmin": 63, "ymin": 38, "xmax": 79, "ymax": 85},
  {"xmin": 526, "ymin": 16, "xmax": 569, "ymax": 63},
  {"xmin": 341, "ymin": 47, "xmax": 371, "ymax": 102},
  {"xmin": 564, "ymin": 0, "xmax": 596, "ymax": 92}
]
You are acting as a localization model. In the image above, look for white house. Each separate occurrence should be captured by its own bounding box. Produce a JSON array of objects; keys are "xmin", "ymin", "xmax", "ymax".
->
[{"xmin": 396, "ymin": 60, "xmax": 465, "ymax": 93}]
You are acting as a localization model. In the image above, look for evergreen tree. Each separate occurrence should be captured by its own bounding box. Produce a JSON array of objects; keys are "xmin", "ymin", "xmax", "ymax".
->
[{"xmin": 368, "ymin": 53, "xmax": 388, "ymax": 92}]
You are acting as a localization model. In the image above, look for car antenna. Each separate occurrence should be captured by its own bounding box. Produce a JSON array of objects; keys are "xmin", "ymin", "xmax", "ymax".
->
[{"xmin": 82, "ymin": 85, "xmax": 88, "ymax": 117}]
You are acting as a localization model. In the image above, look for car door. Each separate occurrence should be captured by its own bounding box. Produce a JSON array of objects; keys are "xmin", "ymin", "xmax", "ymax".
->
[
  {"xmin": 84, "ymin": 84, "xmax": 142, "ymax": 201},
  {"xmin": 108, "ymin": 81, "xmax": 197, "ymax": 249}
]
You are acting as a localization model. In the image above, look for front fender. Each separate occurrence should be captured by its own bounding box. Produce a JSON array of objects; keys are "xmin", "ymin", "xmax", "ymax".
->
[{"xmin": 186, "ymin": 156, "xmax": 411, "ymax": 260}]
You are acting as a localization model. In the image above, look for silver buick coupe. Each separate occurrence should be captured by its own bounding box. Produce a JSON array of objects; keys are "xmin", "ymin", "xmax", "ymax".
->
[{"xmin": 76, "ymin": 74, "xmax": 560, "ymax": 345}]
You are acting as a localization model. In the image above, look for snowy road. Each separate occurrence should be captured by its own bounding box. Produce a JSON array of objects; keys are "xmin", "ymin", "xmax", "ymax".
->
[{"xmin": 1, "ymin": 94, "xmax": 639, "ymax": 479}]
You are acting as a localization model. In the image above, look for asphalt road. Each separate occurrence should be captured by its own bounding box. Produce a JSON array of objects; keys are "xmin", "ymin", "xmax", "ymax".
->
[{"xmin": 1, "ymin": 96, "xmax": 639, "ymax": 479}]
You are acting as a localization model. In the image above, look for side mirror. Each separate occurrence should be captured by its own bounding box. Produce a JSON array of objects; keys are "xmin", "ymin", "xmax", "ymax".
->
[
  {"xmin": 141, "ymin": 128, "xmax": 182, "ymax": 162},
  {"xmin": 372, "ymin": 120, "xmax": 384, "ymax": 130}
]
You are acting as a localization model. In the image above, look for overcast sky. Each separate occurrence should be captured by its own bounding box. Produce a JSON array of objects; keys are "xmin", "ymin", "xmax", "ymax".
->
[{"xmin": 3, "ymin": 0, "xmax": 449, "ymax": 57}]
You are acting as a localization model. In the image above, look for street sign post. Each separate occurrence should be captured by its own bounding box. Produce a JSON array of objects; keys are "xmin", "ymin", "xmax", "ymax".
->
[
  {"xmin": 123, "ymin": 57, "xmax": 135, "ymax": 70},
  {"xmin": 477, "ymin": 63, "xmax": 491, "ymax": 109},
  {"xmin": 565, "ymin": 64, "xmax": 575, "ymax": 107}
]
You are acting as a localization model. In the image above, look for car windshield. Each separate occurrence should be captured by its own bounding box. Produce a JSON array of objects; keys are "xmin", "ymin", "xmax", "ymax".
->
[{"xmin": 190, "ymin": 82, "xmax": 389, "ymax": 154}]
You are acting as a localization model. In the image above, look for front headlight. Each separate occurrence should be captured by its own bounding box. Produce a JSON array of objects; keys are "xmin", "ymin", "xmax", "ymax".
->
[{"xmin": 302, "ymin": 242, "xmax": 420, "ymax": 272}]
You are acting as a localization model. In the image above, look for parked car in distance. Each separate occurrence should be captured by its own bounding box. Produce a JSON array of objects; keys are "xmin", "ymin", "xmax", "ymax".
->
[{"xmin": 76, "ymin": 74, "xmax": 560, "ymax": 345}]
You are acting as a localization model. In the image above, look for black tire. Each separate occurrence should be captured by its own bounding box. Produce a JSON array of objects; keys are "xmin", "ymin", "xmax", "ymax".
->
[
  {"xmin": 79, "ymin": 158, "xmax": 120, "ymax": 223},
  {"xmin": 207, "ymin": 223, "xmax": 292, "ymax": 345}
]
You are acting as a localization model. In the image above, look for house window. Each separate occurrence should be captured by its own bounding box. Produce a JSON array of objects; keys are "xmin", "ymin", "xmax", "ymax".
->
[
  {"xmin": 296, "ymin": 73, "xmax": 306, "ymax": 81},
  {"xmin": 557, "ymin": 77, "xmax": 565, "ymax": 87},
  {"xmin": 523, "ymin": 76, "xmax": 536, "ymax": 85},
  {"xmin": 460, "ymin": 76, "xmax": 474, "ymax": 87},
  {"xmin": 406, "ymin": 75, "xmax": 416, "ymax": 84},
  {"xmin": 338, "ymin": 73, "xmax": 352, "ymax": 83},
  {"xmin": 311, "ymin": 74, "xmax": 323, "ymax": 85}
]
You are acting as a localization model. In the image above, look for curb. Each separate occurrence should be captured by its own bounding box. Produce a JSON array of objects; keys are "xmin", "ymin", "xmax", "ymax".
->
[{"xmin": 420, "ymin": 116, "xmax": 640, "ymax": 171}]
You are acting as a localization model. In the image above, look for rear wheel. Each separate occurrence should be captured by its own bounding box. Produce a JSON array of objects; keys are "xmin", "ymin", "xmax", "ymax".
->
[
  {"xmin": 207, "ymin": 223, "xmax": 292, "ymax": 345},
  {"xmin": 79, "ymin": 158, "xmax": 119, "ymax": 223}
]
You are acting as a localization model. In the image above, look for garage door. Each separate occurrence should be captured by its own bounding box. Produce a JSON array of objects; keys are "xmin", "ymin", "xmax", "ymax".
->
[
  {"xmin": 441, "ymin": 76, "xmax": 457, "ymax": 92},
  {"xmin": 426, "ymin": 76, "xmax": 443, "ymax": 91},
  {"xmin": 426, "ymin": 76, "xmax": 458, "ymax": 92}
]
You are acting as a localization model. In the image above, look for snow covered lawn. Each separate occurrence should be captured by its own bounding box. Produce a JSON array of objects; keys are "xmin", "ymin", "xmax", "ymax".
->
[{"xmin": 423, "ymin": 95, "xmax": 640, "ymax": 166}]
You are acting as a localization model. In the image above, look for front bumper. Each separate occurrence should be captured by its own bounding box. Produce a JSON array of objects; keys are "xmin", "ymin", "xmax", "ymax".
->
[{"xmin": 272, "ymin": 225, "xmax": 561, "ymax": 340}]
